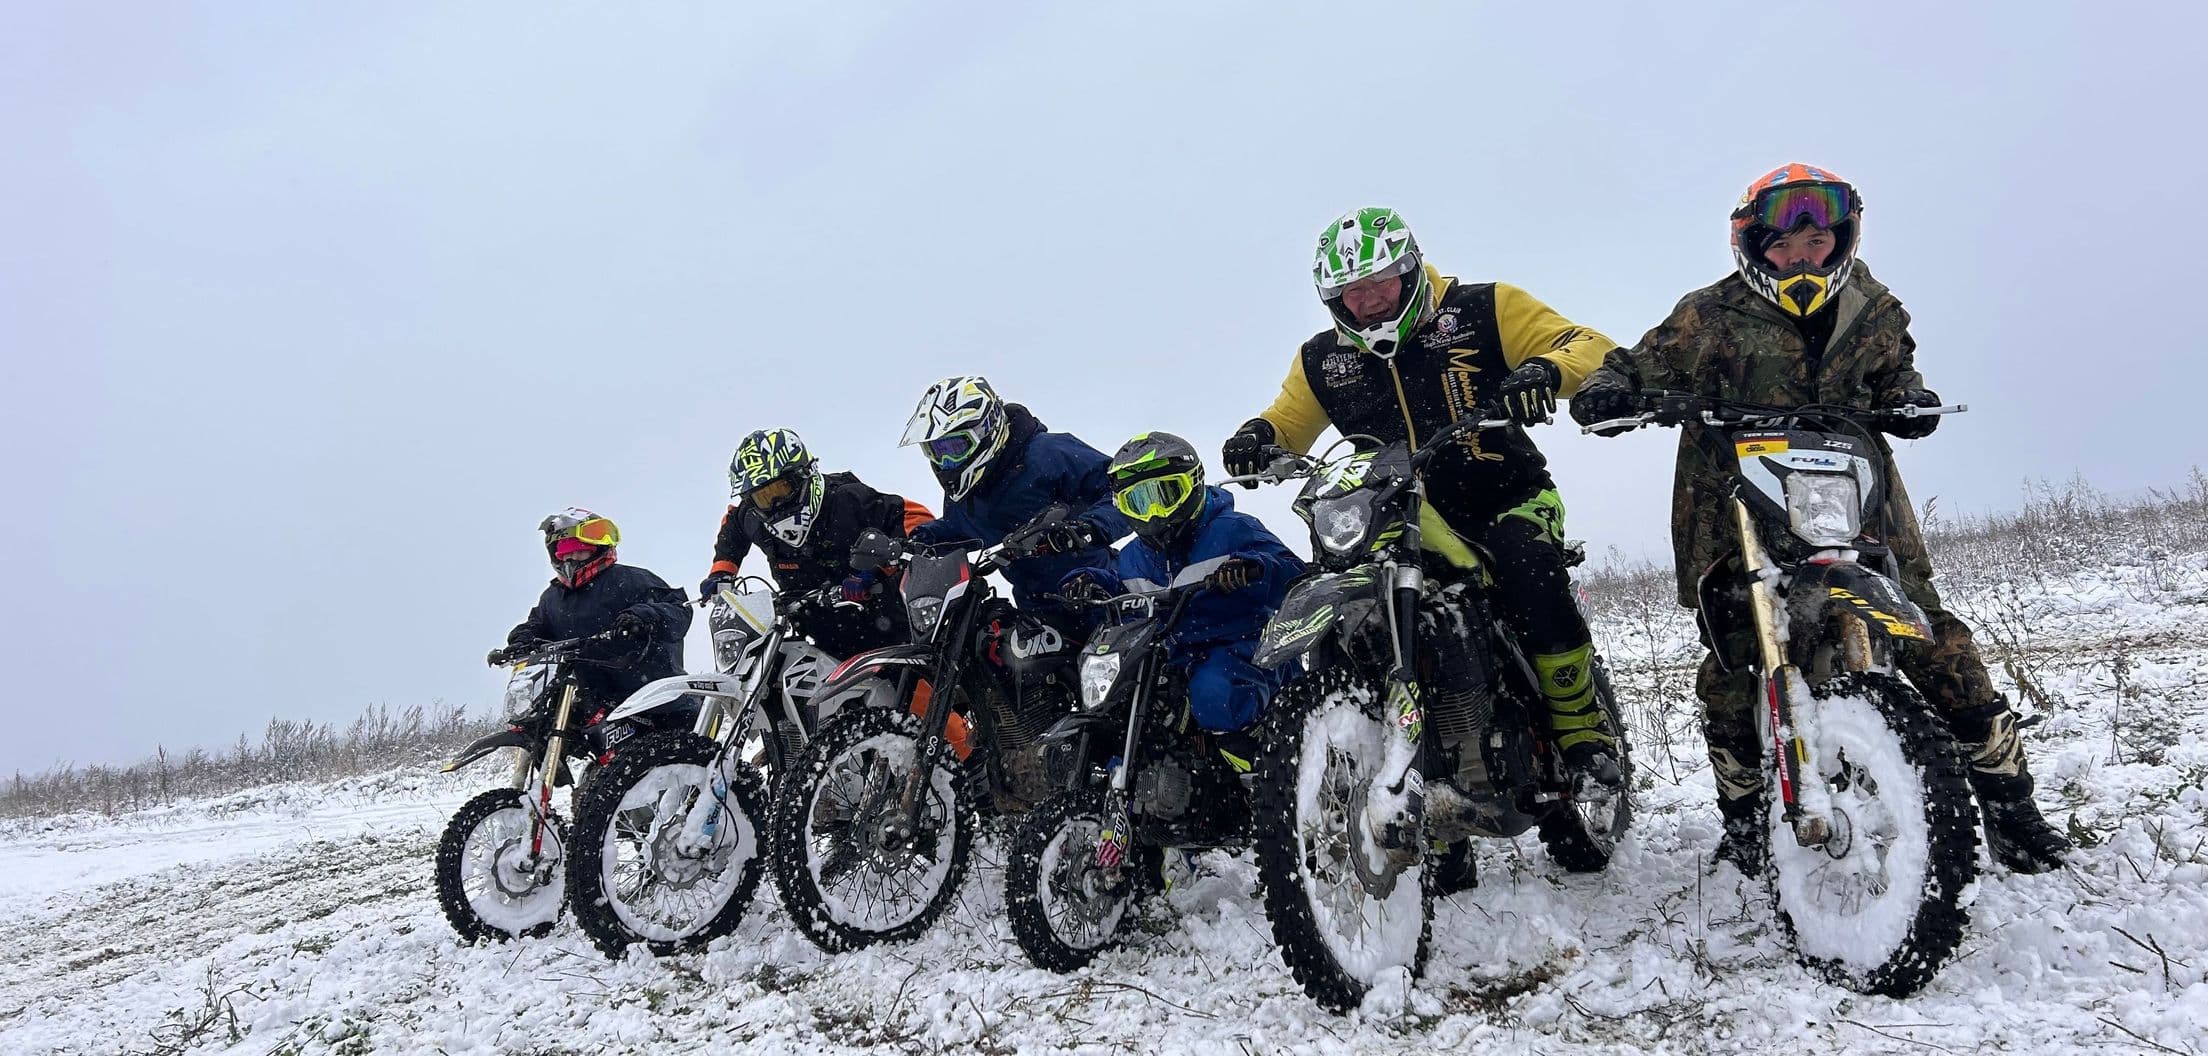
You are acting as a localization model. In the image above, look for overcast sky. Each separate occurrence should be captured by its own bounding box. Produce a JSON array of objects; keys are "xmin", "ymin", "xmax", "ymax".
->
[{"xmin": 6, "ymin": 2, "xmax": 2202, "ymax": 772}]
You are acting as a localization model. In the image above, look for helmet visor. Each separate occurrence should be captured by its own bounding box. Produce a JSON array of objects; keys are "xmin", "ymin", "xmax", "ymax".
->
[
  {"xmin": 1114, "ymin": 472, "xmax": 1198, "ymax": 522},
  {"xmin": 1744, "ymin": 182, "xmax": 1854, "ymax": 234},
  {"xmin": 1318, "ymin": 253, "xmax": 1418, "ymax": 300},
  {"xmin": 922, "ymin": 431, "xmax": 983, "ymax": 467}
]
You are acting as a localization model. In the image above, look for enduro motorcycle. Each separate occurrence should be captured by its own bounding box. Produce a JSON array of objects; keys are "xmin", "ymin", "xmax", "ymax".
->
[
  {"xmin": 770, "ymin": 519, "xmax": 1082, "ymax": 952},
  {"xmin": 1232, "ymin": 410, "xmax": 1634, "ymax": 1012},
  {"xmin": 1582, "ymin": 391, "xmax": 1976, "ymax": 997},
  {"xmin": 566, "ymin": 579, "xmax": 882, "ymax": 957},
  {"xmin": 1003, "ymin": 573, "xmax": 1248, "ymax": 971},
  {"xmin": 434, "ymin": 629, "xmax": 676, "ymax": 942}
]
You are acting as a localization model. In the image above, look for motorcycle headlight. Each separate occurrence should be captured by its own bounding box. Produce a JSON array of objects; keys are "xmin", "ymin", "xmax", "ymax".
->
[
  {"xmin": 712, "ymin": 630, "xmax": 748, "ymax": 674},
  {"xmin": 501, "ymin": 664, "xmax": 550, "ymax": 722},
  {"xmin": 1079, "ymin": 651, "xmax": 1122, "ymax": 712},
  {"xmin": 1784, "ymin": 473, "xmax": 1863, "ymax": 546},
  {"xmin": 1314, "ymin": 499, "xmax": 1372, "ymax": 557},
  {"xmin": 908, "ymin": 595, "xmax": 946, "ymax": 636}
]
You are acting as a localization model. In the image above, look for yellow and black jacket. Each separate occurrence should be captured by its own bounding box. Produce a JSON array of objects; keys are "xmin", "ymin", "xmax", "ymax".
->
[{"xmin": 1250, "ymin": 266, "xmax": 1615, "ymax": 524}]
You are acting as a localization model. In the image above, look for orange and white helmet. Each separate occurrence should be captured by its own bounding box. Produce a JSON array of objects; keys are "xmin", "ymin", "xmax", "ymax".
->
[{"xmin": 1730, "ymin": 163, "xmax": 1863, "ymax": 318}]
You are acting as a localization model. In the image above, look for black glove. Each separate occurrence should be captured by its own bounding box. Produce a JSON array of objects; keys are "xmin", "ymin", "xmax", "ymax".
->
[
  {"xmin": 698, "ymin": 571, "xmax": 734, "ymax": 601},
  {"xmin": 1010, "ymin": 517, "xmax": 1099, "ymax": 557},
  {"xmin": 1203, "ymin": 557, "xmax": 1262, "ymax": 594},
  {"xmin": 486, "ymin": 647, "xmax": 512, "ymax": 667},
  {"xmin": 1569, "ymin": 376, "xmax": 1639, "ymax": 429},
  {"xmin": 611, "ymin": 610, "xmax": 651, "ymax": 641},
  {"xmin": 1882, "ymin": 389, "xmax": 1942, "ymax": 440},
  {"xmin": 1499, "ymin": 359, "xmax": 1562, "ymax": 424},
  {"xmin": 1060, "ymin": 573, "xmax": 1110, "ymax": 605},
  {"xmin": 1221, "ymin": 419, "xmax": 1278, "ymax": 484}
]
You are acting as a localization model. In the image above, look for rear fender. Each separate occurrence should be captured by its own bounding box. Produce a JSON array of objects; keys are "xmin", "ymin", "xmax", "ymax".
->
[{"xmin": 441, "ymin": 728, "xmax": 535, "ymax": 773}]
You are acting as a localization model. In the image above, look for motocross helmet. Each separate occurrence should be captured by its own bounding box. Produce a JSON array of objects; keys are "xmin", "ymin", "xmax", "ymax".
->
[
  {"xmin": 730, "ymin": 427, "xmax": 825, "ymax": 547},
  {"xmin": 1314, "ymin": 207, "xmax": 1434, "ymax": 357},
  {"xmin": 541, "ymin": 507, "xmax": 619, "ymax": 588},
  {"xmin": 901, "ymin": 375, "xmax": 1010, "ymax": 501},
  {"xmin": 1731, "ymin": 163, "xmax": 1863, "ymax": 318},
  {"xmin": 1108, "ymin": 431, "xmax": 1208, "ymax": 547}
]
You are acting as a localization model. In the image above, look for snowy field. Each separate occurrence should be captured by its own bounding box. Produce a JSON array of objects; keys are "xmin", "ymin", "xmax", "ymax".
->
[{"xmin": 4, "ymin": 535, "xmax": 2205, "ymax": 1055}]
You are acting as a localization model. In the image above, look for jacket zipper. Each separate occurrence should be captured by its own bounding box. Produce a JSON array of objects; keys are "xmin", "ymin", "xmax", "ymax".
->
[{"xmin": 1382, "ymin": 357, "xmax": 1422, "ymax": 450}]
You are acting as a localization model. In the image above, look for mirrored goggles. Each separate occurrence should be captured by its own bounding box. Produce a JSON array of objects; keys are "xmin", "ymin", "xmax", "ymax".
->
[
  {"xmin": 550, "ymin": 516, "xmax": 618, "ymax": 547},
  {"xmin": 1744, "ymin": 182, "xmax": 1854, "ymax": 233},
  {"xmin": 923, "ymin": 431, "xmax": 983, "ymax": 467},
  {"xmin": 747, "ymin": 476, "xmax": 799, "ymax": 511},
  {"xmin": 1113, "ymin": 472, "xmax": 1198, "ymax": 521}
]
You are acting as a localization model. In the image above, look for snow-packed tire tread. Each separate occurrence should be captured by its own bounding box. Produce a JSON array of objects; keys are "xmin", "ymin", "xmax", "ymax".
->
[
  {"xmin": 768, "ymin": 706, "xmax": 975, "ymax": 953},
  {"xmin": 1771, "ymin": 671, "xmax": 1978, "ymax": 997},
  {"xmin": 1004, "ymin": 787, "xmax": 1147, "ymax": 973},
  {"xmin": 434, "ymin": 787, "xmax": 567, "ymax": 943},
  {"xmin": 1251, "ymin": 667, "xmax": 1433, "ymax": 1014},
  {"xmin": 566, "ymin": 730, "xmax": 766, "ymax": 958}
]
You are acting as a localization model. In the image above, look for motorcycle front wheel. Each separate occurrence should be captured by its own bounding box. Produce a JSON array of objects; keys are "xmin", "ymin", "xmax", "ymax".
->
[
  {"xmin": 435, "ymin": 788, "xmax": 568, "ymax": 942},
  {"xmin": 1765, "ymin": 672, "xmax": 1978, "ymax": 997},
  {"xmin": 567, "ymin": 732, "xmax": 766, "ymax": 958},
  {"xmin": 769, "ymin": 707, "xmax": 975, "ymax": 952},
  {"xmin": 1252, "ymin": 667, "xmax": 1432, "ymax": 1014}
]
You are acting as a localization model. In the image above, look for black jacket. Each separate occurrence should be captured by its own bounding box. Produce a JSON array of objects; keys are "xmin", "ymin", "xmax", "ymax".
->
[
  {"xmin": 1252, "ymin": 271, "xmax": 1616, "ymax": 527},
  {"xmin": 709, "ymin": 472, "xmax": 929, "ymax": 656},
  {"xmin": 506, "ymin": 563, "xmax": 691, "ymax": 705}
]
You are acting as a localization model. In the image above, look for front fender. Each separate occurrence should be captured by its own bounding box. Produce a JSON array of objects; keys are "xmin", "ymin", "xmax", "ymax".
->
[
  {"xmin": 1253, "ymin": 568, "xmax": 1385, "ymax": 669},
  {"xmin": 606, "ymin": 673, "xmax": 746, "ymax": 724},
  {"xmin": 820, "ymin": 643, "xmax": 934, "ymax": 699},
  {"xmin": 441, "ymin": 728, "xmax": 535, "ymax": 773},
  {"xmin": 1815, "ymin": 561, "xmax": 1933, "ymax": 642}
]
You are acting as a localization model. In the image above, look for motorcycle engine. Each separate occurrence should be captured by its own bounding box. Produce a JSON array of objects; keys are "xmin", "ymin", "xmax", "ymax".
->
[{"xmin": 1133, "ymin": 755, "xmax": 1194, "ymax": 819}]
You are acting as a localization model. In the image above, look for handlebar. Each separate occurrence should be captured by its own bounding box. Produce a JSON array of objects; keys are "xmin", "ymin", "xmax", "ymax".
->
[
  {"xmin": 1581, "ymin": 391, "xmax": 1968, "ymax": 436},
  {"xmin": 491, "ymin": 628, "xmax": 626, "ymax": 667},
  {"xmin": 1220, "ymin": 403, "xmax": 1520, "ymax": 488}
]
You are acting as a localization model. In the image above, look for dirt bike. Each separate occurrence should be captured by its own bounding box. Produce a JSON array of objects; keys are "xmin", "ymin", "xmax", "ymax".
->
[
  {"xmin": 1583, "ymin": 390, "xmax": 1976, "ymax": 996},
  {"xmin": 1003, "ymin": 573, "xmax": 1252, "ymax": 971},
  {"xmin": 434, "ymin": 629, "xmax": 677, "ymax": 942},
  {"xmin": 1229, "ymin": 409, "xmax": 1634, "ymax": 1012},
  {"xmin": 769, "ymin": 518, "xmax": 1083, "ymax": 952},
  {"xmin": 566, "ymin": 579, "xmax": 884, "ymax": 957}
]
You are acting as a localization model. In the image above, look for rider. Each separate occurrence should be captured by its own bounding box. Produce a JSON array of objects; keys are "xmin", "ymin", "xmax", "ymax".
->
[
  {"xmin": 1569, "ymin": 162, "xmax": 2070, "ymax": 874},
  {"xmin": 1063, "ymin": 432, "xmax": 1306, "ymax": 767},
  {"xmin": 900, "ymin": 375, "xmax": 1133, "ymax": 617},
  {"xmin": 491, "ymin": 508, "xmax": 695, "ymax": 751},
  {"xmin": 699, "ymin": 427, "xmax": 933, "ymax": 659},
  {"xmin": 1220, "ymin": 207, "xmax": 1624, "ymax": 788}
]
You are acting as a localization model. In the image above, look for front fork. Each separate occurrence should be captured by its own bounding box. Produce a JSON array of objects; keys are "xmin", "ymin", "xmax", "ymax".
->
[
  {"xmin": 1363, "ymin": 561, "xmax": 1429, "ymax": 864},
  {"xmin": 1735, "ymin": 500, "xmax": 1834, "ymax": 847},
  {"xmin": 518, "ymin": 682, "xmax": 581, "ymax": 867}
]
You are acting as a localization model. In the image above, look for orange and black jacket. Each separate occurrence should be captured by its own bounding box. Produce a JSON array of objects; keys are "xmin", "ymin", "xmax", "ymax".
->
[
  {"xmin": 1247, "ymin": 266, "xmax": 1615, "ymax": 524},
  {"xmin": 709, "ymin": 471, "xmax": 933, "ymax": 597}
]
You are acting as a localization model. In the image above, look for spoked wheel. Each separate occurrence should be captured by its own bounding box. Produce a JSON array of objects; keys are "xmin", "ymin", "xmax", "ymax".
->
[
  {"xmin": 770, "ymin": 707, "xmax": 974, "ymax": 952},
  {"xmin": 1253, "ymin": 668, "xmax": 1432, "ymax": 1014},
  {"xmin": 1767, "ymin": 672, "xmax": 1978, "ymax": 997},
  {"xmin": 1005, "ymin": 788, "xmax": 1164, "ymax": 972},
  {"xmin": 435, "ymin": 788, "xmax": 569, "ymax": 942},
  {"xmin": 568, "ymin": 732, "xmax": 766, "ymax": 958},
  {"xmin": 1538, "ymin": 658, "xmax": 1636, "ymax": 872}
]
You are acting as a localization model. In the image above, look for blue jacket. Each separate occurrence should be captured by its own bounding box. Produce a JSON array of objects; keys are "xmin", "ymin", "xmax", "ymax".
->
[
  {"xmin": 1078, "ymin": 487, "xmax": 1305, "ymax": 651},
  {"xmin": 909, "ymin": 405, "xmax": 1132, "ymax": 609}
]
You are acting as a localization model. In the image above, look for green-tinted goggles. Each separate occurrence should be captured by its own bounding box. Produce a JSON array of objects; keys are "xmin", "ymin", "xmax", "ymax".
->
[{"xmin": 1113, "ymin": 472, "xmax": 1199, "ymax": 521}]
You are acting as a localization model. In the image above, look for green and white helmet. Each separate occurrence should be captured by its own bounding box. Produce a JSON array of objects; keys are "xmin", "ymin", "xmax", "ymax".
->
[
  {"xmin": 1313, "ymin": 207, "xmax": 1433, "ymax": 356},
  {"xmin": 730, "ymin": 427, "xmax": 825, "ymax": 547}
]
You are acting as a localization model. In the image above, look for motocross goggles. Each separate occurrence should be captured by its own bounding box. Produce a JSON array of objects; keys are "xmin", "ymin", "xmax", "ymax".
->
[
  {"xmin": 921, "ymin": 431, "xmax": 985, "ymax": 467},
  {"xmin": 1316, "ymin": 252, "xmax": 1419, "ymax": 300},
  {"xmin": 747, "ymin": 474, "xmax": 799, "ymax": 511},
  {"xmin": 1113, "ymin": 471, "xmax": 1199, "ymax": 522},
  {"xmin": 1738, "ymin": 181, "xmax": 1854, "ymax": 234},
  {"xmin": 543, "ymin": 513, "xmax": 619, "ymax": 548}
]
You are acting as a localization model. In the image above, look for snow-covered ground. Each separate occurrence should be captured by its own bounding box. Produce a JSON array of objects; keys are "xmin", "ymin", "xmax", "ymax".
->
[{"xmin": 4, "ymin": 540, "xmax": 2205, "ymax": 1055}]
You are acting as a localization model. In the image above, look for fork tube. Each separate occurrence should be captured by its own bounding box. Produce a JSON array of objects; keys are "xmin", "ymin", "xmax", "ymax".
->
[
  {"xmin": 535, "ymin": 682, "xmax": 581, "ymax": 856},
  {"xmin": 901, "ymin": 591, "xmax": 979, "ymax": 830},
  {"xmin": 1735, "ymin": 498, "xmax": 1804, "ymax": 816}
]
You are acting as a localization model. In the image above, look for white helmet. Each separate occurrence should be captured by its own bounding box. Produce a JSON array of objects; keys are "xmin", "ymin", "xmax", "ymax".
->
[{"xmin": 901, "ymin": 376, "xmax": 1011, "ymax": 501}]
